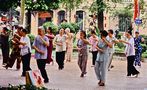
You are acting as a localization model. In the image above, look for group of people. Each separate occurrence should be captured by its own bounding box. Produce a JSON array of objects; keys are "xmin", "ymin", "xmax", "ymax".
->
[
  {"xmin": 76, "ymin": 28, "xmax": 143, "ymax": 86},
  {"xmin": 0, "ymin": 24, "xmax": 144, "ymax": 85}
]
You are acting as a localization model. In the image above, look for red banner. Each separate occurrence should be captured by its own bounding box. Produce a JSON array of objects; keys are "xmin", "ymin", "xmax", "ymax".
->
[{"xmin": 134, "ymin": 0, "xmax": 138, "ymax": 20}]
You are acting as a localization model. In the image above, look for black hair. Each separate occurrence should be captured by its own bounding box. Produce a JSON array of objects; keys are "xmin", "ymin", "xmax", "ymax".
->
[
  {"xmin": 91, "ymin": 30, "xmax": 96, "ymax": 35},
  {"xmin": 80, "ymin": 30, "xmax": 86, "ymax": 39},
  {"xmin": 48, "ymin": 27, "xmax": 53, "ymax": 33},
  {"xmin": 108, "ymin": 29, "xmax": 113, "ymax": 34},
  {"xmin": 3, "ymin": 27, "xmax": 8, "ymax": 31},
  {"xmin": 127, "ymin": 26, "xmax": 133, "ymax": 35},
  {"xmin": 22, "ymin": 29, "xmax": 27, "ymax": 34},
  {"xmin": 17, "ymin": 26, "xmax": 23, "ymax": 31},
  {"xmin": 101, "ymin": 30, "xmax": 108, "ymax": 37}
]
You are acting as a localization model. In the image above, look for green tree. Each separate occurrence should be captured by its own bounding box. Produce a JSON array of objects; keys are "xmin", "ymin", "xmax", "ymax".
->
[
  {"xmin": 60, "ymin": 0, "xmax": 84, "ymax": 22},
  {"xmin": 0, "ymin": 0, "xmax": 19, "ymax": 11},
  {"xmin": 25, "ymin": 0, "xmax": 59, "ymax": 11},
  {"xmin": 89, "ymin": 0, "xmax": 122, "ymax": 30}
]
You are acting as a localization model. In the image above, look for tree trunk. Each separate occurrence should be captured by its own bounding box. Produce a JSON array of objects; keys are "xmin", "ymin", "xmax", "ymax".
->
[
  {"xmin": 69, "ymin": 9, "xmax": 72, "ymax": 22},
  {"xmin": 97, "ymin": 0, "xmax": 104, "ymax": 31},
  {"xmin": 26, "ymin": 10, "xmax": 31, "ymax": 33},
  {"xmin": 98, "ymin": 12, "xmax": 104, "ymax": 31},
  {"xmin": 20, "ymin": 0, "xmax": 25, "ymax": 25}
]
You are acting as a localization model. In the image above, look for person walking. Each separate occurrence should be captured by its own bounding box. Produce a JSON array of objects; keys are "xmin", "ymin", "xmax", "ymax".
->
[
  {"xmin": 95, "ymin": 30, "xmax": 112, "ymax": 86},
  {"xmin": 46, "ymin": 27, "xmax": 55, "ymax": 64},
  {"xmin": 3, "ymin": 26, "xmax": 22, "ymax": 70},
  {"xmin": 77, "ymin": 30, "xmax": 90, "ymax": 77},
  {"xmin": 65, "ymin": 28, "xmax": 74, "ymax": 62},
  {"xmin": 54, "ymin": 28, "xmax": 66, "ymax": 70},
  {"xmin": 134, "ymin": 31, "xmax": 144, "ymax": 66},
  {"xmin": 119, "ymin": 29, "xmax": 140, "ymax": 77},
  {"xmin": 89, "ymin": 30, "xmax": 98, "ymax": 66},
  {"xmin": 107, "ymin": 29, "xmax": 119, "ymax": 71},
  {"xmin": 1, "ymin": 27, "xmax": 9, "ymax": 65},
  {"xmin": 19, "ymin": 29, "xmax": 31, "ymax": 76},
  {"xmin": 32, "ymin": 26, "xmax": 49, "ymax": 83}
]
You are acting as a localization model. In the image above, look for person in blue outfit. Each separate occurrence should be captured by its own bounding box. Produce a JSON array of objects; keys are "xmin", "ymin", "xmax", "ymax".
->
[{"xmin": 134, "ymin": 31, "xmax": 144, "ymax": 66}]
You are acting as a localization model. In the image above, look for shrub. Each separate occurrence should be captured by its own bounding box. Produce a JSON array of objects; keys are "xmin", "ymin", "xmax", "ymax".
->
[
  {"xmin": 43, "ymin": 22, "xmax": 58, "ymax": 34},
  {"xmin": 58, "ymin": 22, "xmax": 75, "ymax": 33},
  {"xmin": 0, "ymin": 84, "xmax": 48, "ymax": 90},
  {"xmin": 141, "ymin": 44, "xmax": 147, "ymax": 53},
  {"xmin": 28, "ymin": 34, "xmax": 35, "ymax": 46}
]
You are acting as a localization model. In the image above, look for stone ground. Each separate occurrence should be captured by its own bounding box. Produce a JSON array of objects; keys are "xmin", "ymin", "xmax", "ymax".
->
[{"xmin": 0, "ymin": 52, "xmax": 147, "ymax": 90}]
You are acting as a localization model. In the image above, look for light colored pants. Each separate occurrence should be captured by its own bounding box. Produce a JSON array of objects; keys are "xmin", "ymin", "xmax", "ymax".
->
[
  {"xmin": 95, "ymin": 60, "xmax": 108, "ymax": 82},
  {"xmin": 107, "ymin": 53, "xmax": 113, "ymax": 69},
  {"xmin": 66, "ymin": 46, "xmax": 73, "ymax": 61}
]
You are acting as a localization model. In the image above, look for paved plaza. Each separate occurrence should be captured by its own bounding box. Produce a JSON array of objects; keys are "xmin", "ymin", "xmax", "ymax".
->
[{"xmin": 0, "ymin": 53, "xmax": 147, "ymax": 90}]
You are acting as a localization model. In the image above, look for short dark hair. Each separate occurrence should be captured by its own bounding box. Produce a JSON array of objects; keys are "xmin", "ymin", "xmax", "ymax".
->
[
  {"xmin": 3, "ymin": 27, "xmax": 8, "ymax": 31},
  {"xmin": 108, "ymin": 29, "xmax": 113, "ymax": 34},
  {"xmin": 17, "ymin": 26, "xmax": 23, "ymax": 31},
  {"xmin": 48, "ymin": 27, "xmax": 53, "ymax": 33},
  {"xmin": 101, "ymin": 30, "xmax": 108, "ymax": 37},
  {"xmin": 22, "ymin": 29, "xmax": 27, "ymax": 34},
  {"xmin": 80, "ymin": 30, "xmax": 86, "ymax": 39},
  {"xmin": 91, "ymin": 30, "xmax": 96, "ymax": 35}
]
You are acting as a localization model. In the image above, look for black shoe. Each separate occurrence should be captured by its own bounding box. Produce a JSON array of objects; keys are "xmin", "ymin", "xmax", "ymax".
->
[
  {"xmin": 80, "ymin": 73, "xmax": 84, "ymax": 77},
  {"xmin": 44, "ymin": 79, "xmax": 49, "ymax": 83}
]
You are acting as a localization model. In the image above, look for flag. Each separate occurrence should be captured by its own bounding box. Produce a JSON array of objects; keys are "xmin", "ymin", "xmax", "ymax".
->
[{"xmin": 134, "ymin": 0, "xmax": 139, "ymax": 20}]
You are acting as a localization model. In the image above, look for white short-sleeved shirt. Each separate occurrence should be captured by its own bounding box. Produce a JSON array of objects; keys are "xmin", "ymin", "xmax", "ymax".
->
[
  {"xmin": 54, "ymin": 34, "xmax": 66, "ymax": 52},
  {"xmin": 125, "ymin": 37, "xmax": 135, "ymax": 57},
  {"xmin": 20, "ymin": 35, "xmax": 31, "ymax": 56},
  {"xmin": 106, "ymin": 36, "xmax": 117, "ymax": 53}
]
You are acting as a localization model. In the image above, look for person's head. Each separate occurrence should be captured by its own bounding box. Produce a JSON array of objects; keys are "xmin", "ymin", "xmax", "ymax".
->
[
  {"xmin": 80, "ymin": 30, "xmax": 86, "ymax": 39},
  {"xmin": 135, "ymin": 30, "xmax": 139, "ymax": 37},
  {"xmin": 65, "ymin": 28, "xmax": 70, "ymax": 33},
  {"xmin": 101, "ymin": 30, "xmax": 108, "ymax": 38},
  {"xmin": 38, "ymin": 26, "xmax": 45, "ymax": 36},
  {"xmin": 46, "ymin": 27, "xmax": 52, "ymax": 34},
  {"xmin": 125, "ymin": 29, "xmax": 132, "ymax": 38},
  {"xmin": 21, "ymin": 29, "xmax": 27, "ymax": 36},
  {"xmin": 17, "ymin": 26, "xmax": 23, "ymax": 35},
  {"xmin": 59, "ymin": 28, "xmax": 64, "ymax": 35},
  {"xmin": 3, "ymin": 27, "xmax": 8, "ymax": 32},
  {"xmin": 108, "ymin": 29, "xmax": 113, "ymax": 37},
  {"xmin": 91, "ymin": 30, "xmax": 96, "ymax": 36}
]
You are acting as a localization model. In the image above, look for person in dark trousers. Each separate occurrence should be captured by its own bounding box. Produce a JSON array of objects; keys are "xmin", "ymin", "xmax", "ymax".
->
[
  {"xmin": 17, "ymin": 29, "xmax": 32, "ymax": 76},
  {"xmin": 89, "ymin": 30, "xmax": 98, "ymax": 66},
  {"xmin": 32, "ymin": 26, "xmax": 49, "ymax": 83},
  {"xmin": 3, "ymin": 26, "xmax": 22, "ymax": 70},
  {"xmin": 1, "ymin": 27, "xmax": 9, "ymax": 65},
  {"xmin": 119, "ymin": 29, "xmax": 140, "ymax": 77},
  {"xmin": 54, "ymin": 28, "xmax": 66, "ymax": 70}
]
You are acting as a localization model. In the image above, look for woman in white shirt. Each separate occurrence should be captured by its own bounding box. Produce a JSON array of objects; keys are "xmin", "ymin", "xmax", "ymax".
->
[
  {"xmin": 19, "ymin": 29, "xmax": 31, "ymax": 76},
  {"xmin": 54, "ymin": 28, "xmax": 66, "ymax": 70},
  {"xmin": 119, "ymin": 30, "xmax": 139, "ymax": 77}
]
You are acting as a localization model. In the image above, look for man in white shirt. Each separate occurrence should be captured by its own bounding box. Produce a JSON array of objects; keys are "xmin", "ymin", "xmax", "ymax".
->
[
  {"xmin": 119, "ymin": 30, "xmax": 139, "ymax": 77},
  {"xmin": 19, "ymin": 29, "xmax": 31, "ymax": 77},
  {"xmin": 107, "ymin": 29, "xmax": 119, "ymax": 71}
]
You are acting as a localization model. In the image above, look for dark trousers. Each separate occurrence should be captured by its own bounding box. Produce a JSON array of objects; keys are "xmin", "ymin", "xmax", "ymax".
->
[
  {"xmin": 7, "ymin": 48, "xmax": 21, "ymax": 69},
  {"xmin": 127, "ymin": 56, "xmax": 139, "ymax": 76},
  {"xmin": 22, "ymin": 53, "xmax": 31, "ymax": 76},
  {"xmin": 92, "ymin": 51, "xmax": 98, "ymax": 65},
  {"xmin": 56, "ymin": 51, "xmax": 65, "ymax": 69},
  {"xmin": 37, "ymin": 59, "xmax": 49, "ymax": 81},
  {"xmin": 1, "ymin": 44, "xmax": 9, "ymax": 64}
]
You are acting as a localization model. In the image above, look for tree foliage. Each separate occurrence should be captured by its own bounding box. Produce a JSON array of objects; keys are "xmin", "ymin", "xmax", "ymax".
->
[
  {"xmin": 0, "ymin": 0, "xmax": 19, "ymax": 11},
  {"xmin": 0, "ymin": 0, "xmax": 60, "ymax": 11},
  {"xmin": 60, "ymin": 0, "xmax": 84, "ymax": 11},
  {"xmin": 25, "ymin": 0, "xmax": 60, "ymax": 11}
]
